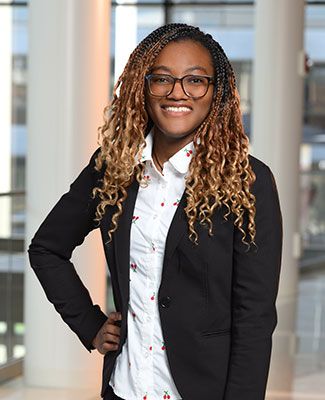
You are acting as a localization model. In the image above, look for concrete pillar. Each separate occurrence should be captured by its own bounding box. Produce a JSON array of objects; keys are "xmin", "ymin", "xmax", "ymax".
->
[
  {"xmin": 0, "ymin": 2, "xmax": 12, "ymax": 238},
  {"xmin": 252, "ymin": 0, "xmax": 305, "ymax": 393},
  {"xmin": 114, "ymin": 2, "xmax": 137, "ymax": 82},
  {"xmin": 24, "ymin": 0, "xmax": 110, "ymax": 390}
]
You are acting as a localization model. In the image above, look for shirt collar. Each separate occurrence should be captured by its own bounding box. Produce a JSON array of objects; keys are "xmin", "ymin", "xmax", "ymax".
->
[
  {"xmin": 140, "ymin": 129, "xmax": 154, "ymax": 163},
  {"xmin": 138, "ymin": 128, "xmax": 195, "ymax": 174}
]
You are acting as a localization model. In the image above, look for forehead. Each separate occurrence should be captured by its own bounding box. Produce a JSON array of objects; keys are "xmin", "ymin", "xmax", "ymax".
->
[{"xmin": 151, "ymin": 39, "xmax": 214, "ymax": 74}]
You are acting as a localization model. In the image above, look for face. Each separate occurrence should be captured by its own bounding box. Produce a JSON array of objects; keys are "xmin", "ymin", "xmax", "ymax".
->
[{"xmin": 145, "ymin": 40, "xmax": 215, "ymax": 143}]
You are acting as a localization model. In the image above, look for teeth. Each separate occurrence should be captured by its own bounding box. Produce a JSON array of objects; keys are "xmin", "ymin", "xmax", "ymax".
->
[{"xmin": 164, "ymin": 106, "xmax": 191, "ymax": 112}]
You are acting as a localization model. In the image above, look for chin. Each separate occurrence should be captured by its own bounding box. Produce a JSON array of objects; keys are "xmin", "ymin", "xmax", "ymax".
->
[
  {"xmin": 157, "ymin": 121, "xmax": 197, "ymax": 137},
  {"xmin": 160, "ymin": 128, "xmax": 195, "ymax": 140}
]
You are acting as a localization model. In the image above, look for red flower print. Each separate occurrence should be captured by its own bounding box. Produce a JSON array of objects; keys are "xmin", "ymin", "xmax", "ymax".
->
[
  {"xmin": 128, "ymin": 303, "xmax": 136, "ymax": 319},
  {"xmin": 163, "ymin": 390, "xmax": 171, "ymax": 399},
  {"xmin": 161, "ymin": 341, "xmax": 166, "ymax": 350},
  {"xmin": 132, "ymin": 215, "xmax": 139, "ymax": 223},
  {"xmin": 130, "ymin": 262, "xmax": 137, "ymax": 272}
]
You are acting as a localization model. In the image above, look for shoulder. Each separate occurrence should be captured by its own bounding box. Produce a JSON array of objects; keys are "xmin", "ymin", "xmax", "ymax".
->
[
  {"xmin": 247, "ymin": 154, "xmax": 283, "ymax": 239},
  {"xmin": 69, "ymin": 147, "xmax": 105, "ymax": 194},
  {"xmin": 247, "ymin": 153, "xmax": 278, "ymax": 196},
  {"xmin": 248, "ymin": 153, "xmax": 275, "ymax": 179},
  {"xmin": 89, "ymin": 146, "xmax": 106, "ymax": 177},
  {"xmin": 89, "ymin": 146, "xmax": 102, "ymax": 164},
  {"xmin": 248, "ymin": 153, "xmax": 271, "ymax": 175}
]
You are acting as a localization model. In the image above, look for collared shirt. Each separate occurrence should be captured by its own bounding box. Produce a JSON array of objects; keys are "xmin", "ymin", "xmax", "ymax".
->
[{"xmin": 108, "ymin": 129, "xmax": 195, "ymax": 399}]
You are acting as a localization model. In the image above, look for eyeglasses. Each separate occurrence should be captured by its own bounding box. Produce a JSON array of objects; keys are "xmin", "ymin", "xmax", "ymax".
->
[{"xmin": 145, "ymin": 73, "xmax": 214, "ymax": 99}]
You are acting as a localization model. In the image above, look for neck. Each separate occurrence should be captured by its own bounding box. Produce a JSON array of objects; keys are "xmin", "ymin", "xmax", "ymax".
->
[
  {"xmin": 152, "ymin": 127, "xmax": 194, "ymax": 164},
  {"xmin": 152, "ymin": 148, "xmax": 164, "ymax": 174}
]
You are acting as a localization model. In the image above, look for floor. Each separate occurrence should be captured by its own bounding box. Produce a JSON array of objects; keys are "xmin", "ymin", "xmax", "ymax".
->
[
  {"xmin": 1, "ymin": 374, "xmax": 325, "ymax": 400},
  {"xmin": 1, "ymin": 269, "xmax": 325, "ymax": 400},
  {"xmin": 0, "ymin": 377, "xmax": 98, "ymax": 400}
]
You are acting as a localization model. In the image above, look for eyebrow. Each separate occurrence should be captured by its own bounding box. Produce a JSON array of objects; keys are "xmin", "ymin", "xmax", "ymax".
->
[{"xmin": 151, "ymin": 65, "xmax": 210, "ymax": 74}]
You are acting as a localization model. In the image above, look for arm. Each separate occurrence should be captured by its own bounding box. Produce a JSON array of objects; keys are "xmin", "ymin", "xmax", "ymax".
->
[
  {"xmin": 223, "ymin": 163, "xmax": 283, "ymax": 400},
  {"xmin": 27, "ymin": 148, "xmax": 108, "ymax": 352}
]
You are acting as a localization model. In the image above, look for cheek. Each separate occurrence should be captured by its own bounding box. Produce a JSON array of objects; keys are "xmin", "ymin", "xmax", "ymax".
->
[
  {"xmin": 198, "ymin": 95, "xmax": 214, "ymax": 120},
  {"xmin": 145, "ymin": 94, "xmax": 158, "ymax": 120}
]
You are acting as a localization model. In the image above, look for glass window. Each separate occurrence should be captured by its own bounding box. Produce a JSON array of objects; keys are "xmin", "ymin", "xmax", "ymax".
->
[
  {"xmin": 171, "ymin": 4, "xmax": 254, "ymax": 28},
  {"xmin": 0, "ymin": 3, "xmax": 28, "ymax": 370},
  {"xmin": 301, "ymin": 61, "xmax": 325, "ymax": 259}
]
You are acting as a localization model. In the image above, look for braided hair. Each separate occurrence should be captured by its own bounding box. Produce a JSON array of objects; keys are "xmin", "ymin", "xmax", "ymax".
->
[{"xmin": 92, "ymin": 23, "xmax": 257, "ymax": 249}]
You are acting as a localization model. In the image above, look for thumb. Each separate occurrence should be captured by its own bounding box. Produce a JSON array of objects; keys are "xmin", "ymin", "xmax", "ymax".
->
[{"xmin": 107, "ymin": 311, "xmax": 122, "ymax": 323}]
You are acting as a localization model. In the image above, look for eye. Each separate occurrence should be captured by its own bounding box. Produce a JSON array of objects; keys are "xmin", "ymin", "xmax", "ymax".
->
[
  {"xmin": 151, "ymin": 75, "xmax": 172, "ymax": 84},
  {"xmin": 187, "ymin": 76, "xmax": 205, "ymax": 84}
]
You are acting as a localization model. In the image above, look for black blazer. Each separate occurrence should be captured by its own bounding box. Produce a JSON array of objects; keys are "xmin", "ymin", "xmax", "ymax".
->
[{"xmin": 28, "ymin": 147, "xmax": 283, "ymax": 400}]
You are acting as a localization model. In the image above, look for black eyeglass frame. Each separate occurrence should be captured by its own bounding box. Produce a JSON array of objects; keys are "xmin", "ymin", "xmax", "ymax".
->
[{"xmin": 145, "ymin": 73, "xmax": 215, "ymax": 99}]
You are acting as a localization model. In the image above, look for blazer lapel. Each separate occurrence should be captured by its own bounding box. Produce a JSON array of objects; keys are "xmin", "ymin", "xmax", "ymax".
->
[
  {"xmin": 161, "ymin": 188, "xmax": 188, "ymax": 277},
  {"xmin": 113, "ymin": 178, "xmax": 139, "ymax": 298}
]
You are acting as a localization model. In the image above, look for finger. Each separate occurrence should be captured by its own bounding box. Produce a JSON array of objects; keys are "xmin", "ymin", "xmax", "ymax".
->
[
  {"xmin": 107, "ymin": 311, "xmax": 122, "ymax": 324},
  {"xmin": 102, "ymin": 332, "xmax": 120, "ymax": 344},
  {"xmin": 102, "ymin": 341, "xmax": 119, "ymax": 353},
  {"xmin": 103, "ymin": 324, "xmax": 121, "ymax": 337},
  {"xmin": 114, "ymin": 319, "xmax": 122, "ymax": 328}
]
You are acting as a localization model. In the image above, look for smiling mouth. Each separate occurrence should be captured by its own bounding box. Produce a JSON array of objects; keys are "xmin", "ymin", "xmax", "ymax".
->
[{"xmin": 161, "ymin": 106, "xmax": 192, "ymax": 115}]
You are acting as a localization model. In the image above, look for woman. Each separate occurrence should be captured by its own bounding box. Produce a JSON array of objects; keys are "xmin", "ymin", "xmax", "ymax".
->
[{"xmin": 28, "ymin": 23, "xmax": 283, "ymax": 400}]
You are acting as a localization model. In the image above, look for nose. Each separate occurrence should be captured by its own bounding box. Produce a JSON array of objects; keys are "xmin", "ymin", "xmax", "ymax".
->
[{"xmin": 167, "ymin": 79, "xmax": 187, "ymax": 99}]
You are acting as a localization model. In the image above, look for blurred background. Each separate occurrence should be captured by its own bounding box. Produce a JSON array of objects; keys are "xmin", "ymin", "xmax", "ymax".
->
[{"xmin": 0, "ymin": 0, "xmax": 324, "ymax": 399}]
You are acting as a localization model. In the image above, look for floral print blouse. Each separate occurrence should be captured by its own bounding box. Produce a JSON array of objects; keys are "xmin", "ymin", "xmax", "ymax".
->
[{"xmin": 108, "ymin": 129, "xmax": 194, "ymax": 399}]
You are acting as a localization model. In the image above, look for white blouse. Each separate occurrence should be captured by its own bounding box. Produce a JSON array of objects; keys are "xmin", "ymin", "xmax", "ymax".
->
[{"xmin": 108, "ymin": 129, "xmax": 194, "ymax": 400}]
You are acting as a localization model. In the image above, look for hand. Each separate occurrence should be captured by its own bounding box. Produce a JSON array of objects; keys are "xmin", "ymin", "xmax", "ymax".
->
[{"xmin": 92, "ymin": 311, "xmax": 122, "ymax": 354}]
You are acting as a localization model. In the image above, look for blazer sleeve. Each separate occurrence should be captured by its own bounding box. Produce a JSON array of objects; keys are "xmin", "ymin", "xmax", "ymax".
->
[
  {"xmin": 27, "ymin": 147, "xmax": 109, "ymax": 352},
  {"xmin": 223, "ymin": 163, "xmax": 283, "ymax": 400}
]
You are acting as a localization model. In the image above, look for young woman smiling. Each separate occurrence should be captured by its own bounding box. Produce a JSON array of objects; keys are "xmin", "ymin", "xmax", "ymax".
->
[{"xmin": 28, "ymin": 23, "xmax": 283, "ymax": 400}]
